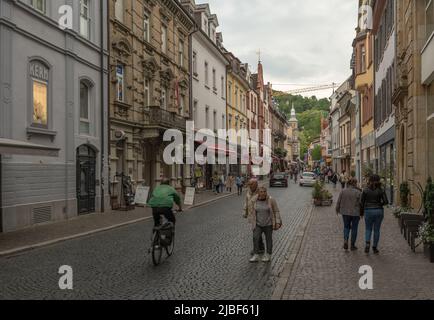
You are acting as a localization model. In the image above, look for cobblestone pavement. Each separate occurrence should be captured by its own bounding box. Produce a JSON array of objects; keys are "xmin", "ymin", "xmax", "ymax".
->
[
  {"xmin": 0, "ymin": 187, "xmax": 241, "ymax": 255},
  {"xmin": 0, "ymin": 181, "xmax": 312, "ymax": 300},
  {"xmin": 281, "ymin": 186, "xmax": 434, "ymax": 300}
]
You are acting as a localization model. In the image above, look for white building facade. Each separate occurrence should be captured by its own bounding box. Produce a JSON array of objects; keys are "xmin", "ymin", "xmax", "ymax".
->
[{"xmin": 181, "ymin": 1, "xmax": 229, "ymax": 188}]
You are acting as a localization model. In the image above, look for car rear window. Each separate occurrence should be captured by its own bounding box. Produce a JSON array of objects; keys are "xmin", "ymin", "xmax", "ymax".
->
[
  {"xmin": 274, "ymin": 175, "xmax": 285, "ymax": 179},
  {"xmin": 303, "ymin": 173, "xmax": 315, "ymax": 178}
]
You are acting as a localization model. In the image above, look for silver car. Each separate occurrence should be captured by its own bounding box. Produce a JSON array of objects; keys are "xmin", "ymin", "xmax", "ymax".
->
[{"xmin": 299, "ymin": 172, "xmax": 317, "ymax": 187}]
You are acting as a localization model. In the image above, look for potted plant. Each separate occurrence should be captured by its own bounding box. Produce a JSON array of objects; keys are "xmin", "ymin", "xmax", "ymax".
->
[
  {"xmin": 312, "ymin": 181, "xmax": 323, "ymax": 206},
  {"xmin": 321, "ymin": 189, "xmax": 333, "ymax": 206},
  {"xmin": 395, "ymin": 182, "xmax": 412, "ymax": 227},
  {"xmin": 418, "ymin": 222, "xmax": 434, "ymax": 263}
]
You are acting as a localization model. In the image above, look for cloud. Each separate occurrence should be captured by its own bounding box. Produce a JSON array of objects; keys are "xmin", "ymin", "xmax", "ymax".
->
[{"xmin": 202, "ymin": 0, "xmax": 358, "ymax": 97}]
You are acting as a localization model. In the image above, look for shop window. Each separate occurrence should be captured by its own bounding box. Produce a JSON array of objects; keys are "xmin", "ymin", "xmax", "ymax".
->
[{"xmin": 29, "ymin": 60, "xmax": 50, "ymax": 128}]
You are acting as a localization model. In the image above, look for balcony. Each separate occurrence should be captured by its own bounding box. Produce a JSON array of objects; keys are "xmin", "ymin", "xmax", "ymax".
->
[{"xmin": 148, "ymin": 106, "xmax": 187, "ymax": 132}]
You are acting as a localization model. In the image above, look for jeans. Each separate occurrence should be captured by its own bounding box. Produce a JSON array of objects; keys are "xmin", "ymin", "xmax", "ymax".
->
[
  {"xmin": 214, "ymin": 185, "xmax": 220, "ymax": 193},
  {"xmin": 364, "ymin": 208, "xmax": 384, "ymax": 247},
  {"xmin": 342, "ymin": 215, "xmax": 360, "ymax": 245},
  {"xmin": 152, "ymin": 207, "xmax": 176, "ymax": 227},
  {"xmin": 253, "ymin": 225, "xmax": 273, "ymax": 255},
  {"xmin": 237, "ymin": 185, "xmax": 243, "ymax": 195}
]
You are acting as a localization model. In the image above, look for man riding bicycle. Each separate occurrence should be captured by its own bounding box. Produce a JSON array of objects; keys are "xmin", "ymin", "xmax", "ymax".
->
[{"xmin": 148, "ymin": 178, "xmax": 182, "ymax": 227}]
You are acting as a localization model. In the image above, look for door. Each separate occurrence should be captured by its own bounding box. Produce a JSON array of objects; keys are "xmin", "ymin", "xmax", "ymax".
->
[{"xmin": 77, "ymin": 145, "xmax": 96, "ymax": 215}]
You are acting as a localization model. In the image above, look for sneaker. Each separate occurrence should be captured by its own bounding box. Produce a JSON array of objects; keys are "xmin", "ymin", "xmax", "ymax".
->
[
  {"xmin": 343, "ymin": 242, "xmax": 349, "ymax": 251},
  {"xmin": 262, "ymin": 254, "xmax": 271, "ymax": 262},
  {"xmin": 351, "ymin": 246, "xmax": 358, "ymax": 251},
  {"xmin": 373, "ymin": 247, "xmax": 380, "ymax": 255},
  {"xmin": 249, "ymin": 254, "xmax": 261, "ymax": 263}
]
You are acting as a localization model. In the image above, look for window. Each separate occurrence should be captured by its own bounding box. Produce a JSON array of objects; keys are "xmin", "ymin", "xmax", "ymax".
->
[
  {"xmin": 221, "ymin": 77, "xmax": 225, "ymax": 98},
  {"xmin": 80, "ymin": 0, "xmax": 90, "ymax": 39},
  {"xmin": 193, "ymin": 100, "xmax": 198, "ymax": 123},
  {"xmin": 161, "ymin": 25, "xmax": 167, "ymax": 54},
  {"xmin": 212, "ymin": 69, "xmax": 216, "ymax": 90},
  {"xmin": 235, "ymin": 87, "xmax": 238, "ymax": 109},
  {"xmin": 115, "ymin": 0, "xmax": 123, "ymax": 22},
  {"xmin": 144, "ymin": 78, "xmax": 150, "ymax": 107},
  {"xmin": 360, "ymin": 44, "xmax": 366, "ymax": 73},
  {"xmin": 205, "ymin": 107, "xmax": 210, "ymax": 129},
  {"xmin": 180, "ymin": 94, "xmax": 185, "ymax": 115},
  {"xmin": 222, "ymin": 115, "xmax": 226, "ymax": 130},
  {"xmin": 426, "ymin": 0, "xmax": 434, "ymax": 42},
  {"xmin": 228, "ymin": 82, "xmax": 232, "ymax": 104},
  {"xmin": 205, "ymin": 62, "xmax": 209, "ymax": 86},
  {"xmin": 31, "ymin": 0, "xmax": 46, "ymax": 13},
  {"xmin": 116, "ymin": 65, "xmax": 124, "ymax": 102},
  {"xmin": 178, "ymin": 39, "xmax": 184, "ymax": 67},
  {"xmin": 213, "ymin": 111, "xmax": 217, "ymax": 131},
  {"xmin": 80, "ymin": 81, "xmax": 90, "ymax": 134},
  {"xmin": 193, "ymin": 52, "xmax": 198, "ymax": 75},
  {"xmin": 144, "ymin": 14, "xmax": 150, "ymax": 42},
  {"xmin": 229, "ymin": 114, "xmax": 232, "ymax": 129},
  {"xmin": 161, "ymin": 88, "xmax": 167, "ymax": 110},
  {"xmin": 30, "ymin": 61, "xmax": 49, "ymax": 127}
]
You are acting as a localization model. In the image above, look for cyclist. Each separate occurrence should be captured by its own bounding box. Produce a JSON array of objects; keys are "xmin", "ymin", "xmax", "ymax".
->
[{"xmin": 148, "ymin": 178, "xmax": 182, "ymax": 227}]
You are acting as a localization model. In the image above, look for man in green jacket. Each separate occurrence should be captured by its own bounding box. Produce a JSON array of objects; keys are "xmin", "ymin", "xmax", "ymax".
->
[{"xmin": 148, "ymin": 178, "xmax": 182, "ymax": 227}]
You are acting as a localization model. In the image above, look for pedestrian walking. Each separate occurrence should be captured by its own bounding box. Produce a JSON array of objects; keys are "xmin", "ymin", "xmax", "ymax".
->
[
  {"xmin": 243, "ymin": 179, "xmax": 265, "ymax": 255},
  {"xmin": 340, "ymin": 170, "xmax": 348, "ymax": 189},
  {"xmin": 336, "ymin": 178, "xmax": 362, "ymax": 251},
  {"xmin": 212, "ymin": 172, "xmax": 220, "ymax": 194},
  {"xmin": 331, "ymin": 171, "xmax": 338, "ymax": 189},
  {"xmin": 226, "ymin": 174, "xmax": 235, "ymax": 193},
  {"xmin": 220, "ymin": 173, "xmax": 226, "ymax": 194},
  {"xmin": 245, "ymin": 187, "xmax": 282, "ymax": 263},
  {"xmin": 360, "ymin": 174, "xmax": 389, "ymax": 254},
  {"xmin": 236, "ymin": 175, "xmax": 243, "ymax": 196}
]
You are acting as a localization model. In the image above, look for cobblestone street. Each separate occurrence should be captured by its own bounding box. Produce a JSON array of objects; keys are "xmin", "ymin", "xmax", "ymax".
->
[
  {"xmin": 0, "ymin": 182, "xmax": 312, "ymax": 300},
  {"xmin": 281, "ymin": 186, "xmax": 434, "ymax": 300}
]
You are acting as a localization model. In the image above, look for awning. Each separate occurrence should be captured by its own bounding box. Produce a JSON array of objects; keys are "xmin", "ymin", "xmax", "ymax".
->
[
  {"xmin": 0, "ymin": 138, "xmax": 60, "ymax": 157},
  {"xmin": 195, "ymin": 140, "xmax": 237, "ymax": 156}
]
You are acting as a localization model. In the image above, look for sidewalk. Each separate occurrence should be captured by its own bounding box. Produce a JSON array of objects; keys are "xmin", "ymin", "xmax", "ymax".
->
[
  {"xmin": 0, "ymin": 186, "xmax": 244, "ymax": 257},
  {"xmin": 276, "ymin": 186, "xmax": 434, "ymax": 300}
]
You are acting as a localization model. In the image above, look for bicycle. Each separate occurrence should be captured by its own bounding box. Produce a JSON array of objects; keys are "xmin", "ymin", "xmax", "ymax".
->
[{"xmin": 149, "ymin": 210, "xmax": 180, "ymax": 266}]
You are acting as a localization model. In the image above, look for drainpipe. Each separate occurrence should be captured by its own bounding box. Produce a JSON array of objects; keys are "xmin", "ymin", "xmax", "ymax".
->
[
  {"xmin": 100, "ymin": 0, "xmax": 105, "ymax": 213},
  {"xmin": 0, "ymin": 154, "xmax": 3, "ymax": 233}
]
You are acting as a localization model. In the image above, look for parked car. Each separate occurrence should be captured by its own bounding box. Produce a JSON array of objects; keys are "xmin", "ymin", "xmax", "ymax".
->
[
  {"xmin": 299, "ymin": 172, "xmax": 317, "ymax": 187},
  {"xmin": 270, "ymin": 173, "xmax": 288, "ymax": 188}
]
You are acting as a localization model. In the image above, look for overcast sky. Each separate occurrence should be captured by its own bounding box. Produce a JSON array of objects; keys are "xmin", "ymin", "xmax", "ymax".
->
[{"xmin": 203, "ymin": 0, "xmax": 358, "ymax": 98}]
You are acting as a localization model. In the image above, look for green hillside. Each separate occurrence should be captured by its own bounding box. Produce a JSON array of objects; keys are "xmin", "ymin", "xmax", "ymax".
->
[{"xmin": 273, "ymin": 91, "xmax": 330, "ymax": 158}]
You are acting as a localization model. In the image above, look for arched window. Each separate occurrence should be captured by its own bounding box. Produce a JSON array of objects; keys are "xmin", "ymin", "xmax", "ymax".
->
[{"xmin": 80, "ymin": 81, "xmax": 91, "ymax": 134}]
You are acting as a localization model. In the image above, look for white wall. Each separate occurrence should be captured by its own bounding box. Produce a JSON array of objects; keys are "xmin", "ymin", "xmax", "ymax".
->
[{"xmin": 191, "ymin": 33, "xmax": 227, "ymax": 134}]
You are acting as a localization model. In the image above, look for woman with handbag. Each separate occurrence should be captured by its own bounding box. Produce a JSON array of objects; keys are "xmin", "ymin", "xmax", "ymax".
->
[{"xmin": 244, "ymin": 187, "xmax": 283, "ymax": 263}]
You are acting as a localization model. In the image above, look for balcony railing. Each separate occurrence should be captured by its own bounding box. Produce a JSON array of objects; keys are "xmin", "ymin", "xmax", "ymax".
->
[{"xmin": 148, "ymin": 106, "xmax": 186, "ymax": 131}]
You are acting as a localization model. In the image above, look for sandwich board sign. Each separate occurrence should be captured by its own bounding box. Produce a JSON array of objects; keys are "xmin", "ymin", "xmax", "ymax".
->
[
  {"xmin": 184, "ymin": 187, "xmax": 196, "ymax": 206},
  {"xmin": 135, "ymin": 185, "xmax": 150, "ymax": 206}
]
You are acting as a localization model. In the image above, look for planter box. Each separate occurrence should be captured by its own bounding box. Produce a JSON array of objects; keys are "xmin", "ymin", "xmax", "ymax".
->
[
  {"xmin": 321, "ymin": 199, "xmax": 333, "ymax": 206},
  {"xmin": 313, "ymin": 199, "xmax": 322, "ymax": 207},
  {"xmin": 424, "ymin": 243, "xmax": 434, "ymax": 263}
]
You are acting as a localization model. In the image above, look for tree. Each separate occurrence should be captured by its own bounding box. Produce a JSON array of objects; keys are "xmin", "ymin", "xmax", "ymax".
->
[{"xmin": 311, "ymin": 145, "xmax": 322, "ymax": 161}]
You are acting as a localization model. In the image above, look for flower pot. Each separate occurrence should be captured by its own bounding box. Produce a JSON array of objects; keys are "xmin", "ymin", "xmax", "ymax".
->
[{"xmin": 424, "ymin": 243, "xmax": 434, "ymax": 263}]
